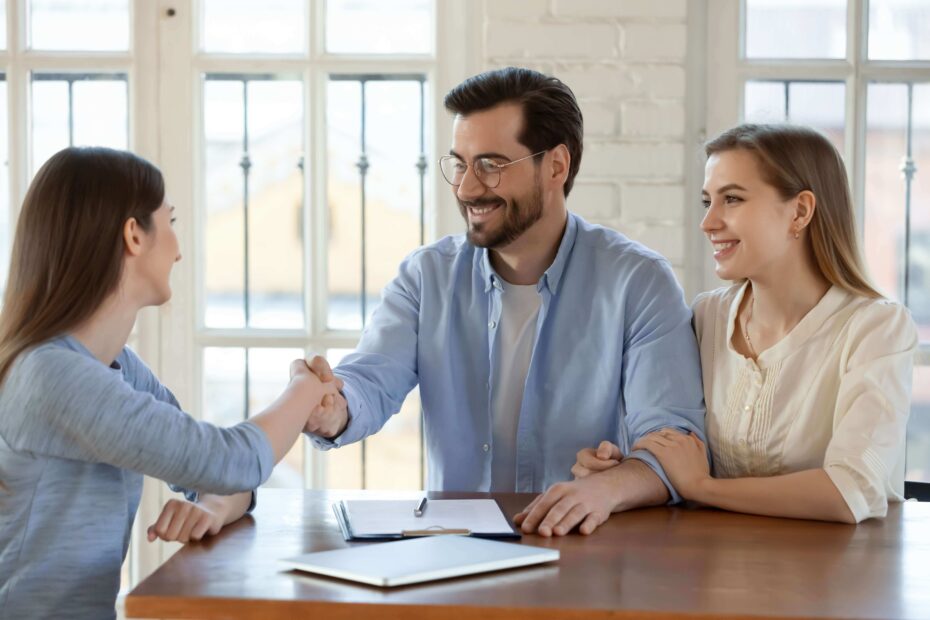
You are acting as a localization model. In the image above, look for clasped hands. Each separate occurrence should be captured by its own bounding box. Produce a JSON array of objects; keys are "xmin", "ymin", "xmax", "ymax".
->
[
  {"xmin": 515, "ymin": 429, "xmax": 710, "ymax": 538},
  {"xmin": 289, "ymin": 355, "xmax": 349, "ymax": 439}
]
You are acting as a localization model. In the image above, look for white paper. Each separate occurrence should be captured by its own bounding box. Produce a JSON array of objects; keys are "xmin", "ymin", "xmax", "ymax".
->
[{"xmin": 342, "ymin": 499, "xmax": 514, "ymax": 536}]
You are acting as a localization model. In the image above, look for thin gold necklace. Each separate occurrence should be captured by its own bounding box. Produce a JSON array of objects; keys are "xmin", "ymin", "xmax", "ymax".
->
[{"xmin": 742, "ymin": 293, "xmax": 758, "ymax": 359}]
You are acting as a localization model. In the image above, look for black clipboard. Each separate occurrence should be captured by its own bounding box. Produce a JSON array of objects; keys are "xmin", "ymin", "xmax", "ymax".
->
[{"xmin": 333, "ymin": 500, "xmax": 522, "ymax": 541}]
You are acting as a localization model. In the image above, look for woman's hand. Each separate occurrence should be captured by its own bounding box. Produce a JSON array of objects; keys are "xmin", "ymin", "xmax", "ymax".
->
[
  {"xmin": 147, "ymin": 498, "xmax": 225, "ymax": 543},
  {"xmin": 632, "ymin": 429, "xmax": 710, "ymax": 500},
  {"xmin": 289, "ymin": 358, "xmax": 347, "ymax": 438},
  {"xmin": 571, "ymin": 440, "xmax": 623, "ymax": 479}
]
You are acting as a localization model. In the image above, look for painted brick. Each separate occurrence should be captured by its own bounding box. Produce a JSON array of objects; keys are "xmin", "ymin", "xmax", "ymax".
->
[
  {"xmin": 568, "ymin": 182, "xmax": 619, "ymax": 219},
  {"xmin": 486, "ymin": 0, "xmax": 550, "ymax": 20},
  {"xmin": 485, "ymin": 22, "xmax": 618, "ymax": 59},
  {"xmin": 555, "ymin": 65, "xmax": 641, "ymax": 99},
  {"xmin": 620, "ymin": 184, "xmax": 687, "ymax": 222},
  {"xmin": 553, "ymin": 0, "xmax": 687, "ymax": 19},
  {"xmin": 639, "ymin": 65, "xmax": 686, "ymax": 97},
  {"xmin": 580, "ymin": 100, "xmax": 617, "ymax": 136},
  {"xmin": 621, "ymin": 101, "xmax": 686, "ymax": 137},
  {"xmin": 622, "ymin": 24, "xmax": 687, "ymax": 60},
  {"xmin": 626, "ymin": 223, "xmax": 686, "ymax": 263},
  {"xmin": 582, "ymin": 142, "xmax": 684, "ymax": 178}
]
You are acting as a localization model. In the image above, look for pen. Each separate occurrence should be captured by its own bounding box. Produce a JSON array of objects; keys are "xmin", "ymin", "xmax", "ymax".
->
[{"xmin": 414, "ymin": 497, "xmax": 428, "ymax": 517}]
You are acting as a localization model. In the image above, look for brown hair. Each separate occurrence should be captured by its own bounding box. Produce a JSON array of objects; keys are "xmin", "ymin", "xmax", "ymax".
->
[
  {"xmin": 705, "ymin": 124, "xmax": 881, "ymax": 299},
  {"xmin": 443, "ymin": 67, "xmax": 584, "ymax": 197},
  {"xmin": 0, "ymin": 147, "xmax": 165, "ymax": 385}
]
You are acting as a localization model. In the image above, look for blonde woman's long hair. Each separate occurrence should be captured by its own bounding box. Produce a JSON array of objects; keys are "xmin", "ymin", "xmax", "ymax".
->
[{"xmin": 705, "ymin": 123, "xmax": 881, "ymax": 299}]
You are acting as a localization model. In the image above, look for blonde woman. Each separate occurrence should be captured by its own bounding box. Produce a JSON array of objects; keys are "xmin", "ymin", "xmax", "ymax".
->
[{"xmin": 574, "ymin": 124, "xmax": 917, "ymax": 523}]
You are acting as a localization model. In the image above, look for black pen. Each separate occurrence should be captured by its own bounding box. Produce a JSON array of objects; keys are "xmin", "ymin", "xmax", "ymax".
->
[{"xmin": 414, "ymin": 497, "xmax": 428, "ymax": 517}]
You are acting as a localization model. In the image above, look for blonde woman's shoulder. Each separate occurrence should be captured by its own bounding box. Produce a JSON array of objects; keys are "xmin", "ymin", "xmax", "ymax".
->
[
  {"xmin": 692, "ymin": 282, "xmax": 743, "ymax": 322},
  {"xmin": 843, "ymin": 295, "xmax": 919, "ymax": 356}
]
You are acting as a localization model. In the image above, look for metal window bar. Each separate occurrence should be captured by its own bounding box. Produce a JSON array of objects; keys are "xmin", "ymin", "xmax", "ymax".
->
[
  {"xmin": 31, "ymin": 73, "xmax": 129, "ymax": 150},
  {"xmin": 901, "ymin": 82, "xmax": 917, "ymax": 309},
  {"xmin": 203, "ymin": 73, "xmax": 304, "ymax": 422},
  {"xmin": 330, "ymin": 73, "xmax": 428, "ymax": 489}
]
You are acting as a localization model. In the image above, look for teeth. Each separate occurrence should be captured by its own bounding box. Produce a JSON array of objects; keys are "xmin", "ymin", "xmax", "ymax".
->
[
  {"xmin": 470, "ymin": 205, "xmax": 499, "ymax": 215},
  {"xmin": 713, "ymin": 241, "xmax": 738, "ymax": 251}
]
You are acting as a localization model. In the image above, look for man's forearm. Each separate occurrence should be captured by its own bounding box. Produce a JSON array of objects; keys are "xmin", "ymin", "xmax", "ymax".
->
[
  {"xmin": 199, "ymin": 491, "xmax": 253, "ymax": 526},
  {"xmin": 602, "ymin": 458, "xmax": 670, "ymax": 513}
]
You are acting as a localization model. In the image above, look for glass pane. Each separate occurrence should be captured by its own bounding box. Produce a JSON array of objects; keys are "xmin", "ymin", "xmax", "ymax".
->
[
  {"xmin": 745, "ymin": 0, "xmax": 846, "ymax": 59},
  {"xmin": 326, "ymin": 78, "xmax": 427, "ymax": 329},
  {"xmin": 864, "ymin": 82, "xmax": 930, "ymax": 343},
  {"xmin": 203, "ymin": 78, "xmax": 305, "ymax": 330},
  {"xmin": 326, "ymin": 80, "xmax": 363, "ymax": 329},
  {"xmin": 244, "ymin": 81, "xmax": 305, "ymax": 329},
  {"xmin": 326, "ymin": 0, "xmax": 433, "ymax": 55},
  {"xmin": 30, "ymin": 75, "xmax": 129, "ymax": 175},
  {"xmin": 29, "ymin": 0, "xmax": 129, "ymax": 51},
  {"xmin": 744, "ymin": 81, "xmax": 846, "ymax": 153},
  {"xmin": 319, "ymin": 349, "xmax": 363, "ymax": 489},
  {"xmin": 0, "ymin": 79, "xmax": 9, "ymax": 295},
  {"xmin": 869, "ymin": 0, "xmax": 930, "ymax": 61},
  {"xmin": 202, "ymin": 0, "xmax": 306, "ymax": 54},
  {"xmin": 203, "ymin": 347, "xmax": 306, "ymax": 488},
  {"xmin": 0, "ymin": 5, "xmax": 6, "ymax": 49},
  {"xmin": 247, "ymin": 348, "xmax": 305, "ymax": 488},
  {"xmin": 204, "ymin": 80, "xmax": 246, "ymax": 328},
  {"xmin": 907, "ymin": 365, "xmax": 930, "ymax": 482},
  {"xmin": 364, "ymin": 386, "xmax": 423, "ymax": 489},
  {"xmin": 203, "ymin": 347, "xmax": 246, "ymax": 428}
]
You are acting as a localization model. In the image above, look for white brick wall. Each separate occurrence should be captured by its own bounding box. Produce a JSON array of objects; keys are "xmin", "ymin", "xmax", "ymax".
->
[{"xmin": 480, "ymin": 0, "xmax": 692, "ymax": 286}]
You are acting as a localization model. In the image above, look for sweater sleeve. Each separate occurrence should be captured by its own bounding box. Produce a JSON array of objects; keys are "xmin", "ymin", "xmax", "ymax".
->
[
  {"xmin": 0, "ymin": 345, "xmax": 275, "ymax": 495},
  {"xmin": 823, "ymin": 301, "xmax": 918, "ymax": 523}
]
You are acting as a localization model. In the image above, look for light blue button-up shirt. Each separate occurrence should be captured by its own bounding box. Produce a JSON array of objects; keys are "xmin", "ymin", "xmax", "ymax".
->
[{"xmin": 310, "ymin": 213, "xmax": 705, "ymax": 499}]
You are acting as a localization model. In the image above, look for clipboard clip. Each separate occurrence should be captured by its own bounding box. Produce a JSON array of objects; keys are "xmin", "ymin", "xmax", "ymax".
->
[{"xmin": 401, "ymin": 526, "xmax": 471, "ymax": 537}]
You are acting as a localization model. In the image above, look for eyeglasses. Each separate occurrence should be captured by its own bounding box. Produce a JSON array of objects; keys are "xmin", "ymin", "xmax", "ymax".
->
[{"xmin": 438, "ymin": 150, "xmax": 547, "ymax": 188}]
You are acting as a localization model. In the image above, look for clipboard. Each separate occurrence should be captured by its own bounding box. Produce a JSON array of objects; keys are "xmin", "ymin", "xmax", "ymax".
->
[{"xmin": 333, "ymin": 499, "xmax": 522, "ymax": 541}]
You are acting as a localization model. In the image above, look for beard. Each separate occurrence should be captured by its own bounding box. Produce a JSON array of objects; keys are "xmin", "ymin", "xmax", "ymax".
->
[{"xmin": 458, "ymin": 180, "xmax": 544, "ymax": 249}]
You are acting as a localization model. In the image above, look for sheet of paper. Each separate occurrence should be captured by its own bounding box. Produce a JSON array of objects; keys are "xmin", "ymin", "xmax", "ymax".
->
[{"xmin": 342, "ymin": 499, "xmax": 514, "ymax": 536}]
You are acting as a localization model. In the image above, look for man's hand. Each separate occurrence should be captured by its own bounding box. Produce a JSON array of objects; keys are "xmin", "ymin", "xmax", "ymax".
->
[
  {"xmin": 632, "ymin": 429, "xmax": 710, "ymax": 500},
  {"xmin": 571, "ymin": 440, "xmax": 623, "ymax": 479},
  {"xmin": 300, "ymin": 355, "xmax": 348, "ymax": 439},
  {"xmin": 513, "ymin": 474, "xmax": 618, "ymax": 537}
]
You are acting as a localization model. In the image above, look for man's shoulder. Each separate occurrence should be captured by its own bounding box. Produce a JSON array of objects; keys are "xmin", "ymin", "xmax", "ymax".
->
[
  {"xmin": 570, "ymin": 214, "xmax": 670, "ymax": 272},
  {"xmin": 397, "ymin": 234, "xmax": 475, "ymax": 275}
]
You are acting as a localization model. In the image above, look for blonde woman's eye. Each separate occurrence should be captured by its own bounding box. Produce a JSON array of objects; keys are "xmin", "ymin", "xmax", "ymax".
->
[{"xmin": 724, "ymin": 195, "xmax": 742, "ymax": 204}]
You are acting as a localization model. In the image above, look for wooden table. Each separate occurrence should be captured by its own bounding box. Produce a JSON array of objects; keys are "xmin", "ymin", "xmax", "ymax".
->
[{"xmin": 126, "ymin": 490, "xmax": 930, "ymax": 619}]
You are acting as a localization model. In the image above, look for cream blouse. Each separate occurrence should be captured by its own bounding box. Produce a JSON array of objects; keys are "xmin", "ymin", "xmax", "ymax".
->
[{"xmin": 693, "ymin": 282, "xmax": 918, "ymax": 522}]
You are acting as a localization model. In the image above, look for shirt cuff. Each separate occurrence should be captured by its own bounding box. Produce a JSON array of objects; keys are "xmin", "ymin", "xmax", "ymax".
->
[
  {"xmin": 625, "ymin": 448, "xmax": 682, "ymax": 504},
  {"xmin": 305, "ymin": 379, "xmax": 365, "ymax": 450},
  {"xmin": 824, "ymin": 464, "xmax": 874, "ymax": 523},
  {"xmin": 167, "ymin": 484, "xmax": 199, "ymax": 504}
]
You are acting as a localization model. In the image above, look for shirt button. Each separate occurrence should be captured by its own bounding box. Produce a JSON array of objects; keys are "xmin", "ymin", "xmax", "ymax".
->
[
  {"xmin": 482, "ymin": 444, "xmax": 490, "ymax": 452},
  {"xmin": 488, "ymin": 321, "xmax": 497, "ymax": 329},
  {"xmin": 744, "ymin": 405, "xmax": 751, "ymax": 412}
]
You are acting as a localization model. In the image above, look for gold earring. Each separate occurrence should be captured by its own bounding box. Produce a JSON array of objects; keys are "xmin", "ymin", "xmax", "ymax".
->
[{"xmin": 794, "ymin": 229, "xmax": 801, "ymax": 239}]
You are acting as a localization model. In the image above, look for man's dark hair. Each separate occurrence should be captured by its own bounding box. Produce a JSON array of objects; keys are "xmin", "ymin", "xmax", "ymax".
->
[{"xmin": 443, "ymin": 67, "xmax": 583, "ymax": 197}]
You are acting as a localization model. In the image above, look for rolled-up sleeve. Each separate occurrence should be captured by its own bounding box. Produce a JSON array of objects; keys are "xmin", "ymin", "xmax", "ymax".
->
[
  {"xmin": 824, "ymin": 302, "xmax": 917, "ymax": 523},
  {"xmin": 306, "ymin": 251, "xmax": 422, "ymax": 451},
  {"xmin": 621, "ymin": 258, "xmax": 707, "ymax": 503}
]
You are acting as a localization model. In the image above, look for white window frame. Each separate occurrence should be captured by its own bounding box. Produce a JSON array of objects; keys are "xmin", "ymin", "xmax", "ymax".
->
[
  {"xmin": 145, "ymin": 0, "xmax": 470, "ymax": 586},
  {"xmin": 705, "ymin": 0, "xmax": 930, "ymax": 367}
]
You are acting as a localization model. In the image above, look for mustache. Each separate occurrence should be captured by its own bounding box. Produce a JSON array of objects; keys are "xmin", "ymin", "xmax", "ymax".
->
[{"xmin": 459, "ymin": 197, "xmax": 505, "ymax": 208}]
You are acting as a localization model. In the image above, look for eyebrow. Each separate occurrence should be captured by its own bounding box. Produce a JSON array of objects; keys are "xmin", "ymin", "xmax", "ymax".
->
[
  {"xmin": 448, "ymin": 149, "xmax": 513, "ymax": 162},
  {"xmin": 702, "ymin": 183, "xmax": 748, "ymax": 195}
]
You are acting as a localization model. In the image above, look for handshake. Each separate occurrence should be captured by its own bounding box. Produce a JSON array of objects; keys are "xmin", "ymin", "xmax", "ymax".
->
[{"xmin": 289, "ymin": 355, "xmax": 349, "ymax": 439}]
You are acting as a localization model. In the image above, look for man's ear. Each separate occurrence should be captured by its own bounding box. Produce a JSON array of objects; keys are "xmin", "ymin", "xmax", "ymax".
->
[
  {"xmin": 548, "ymin": 144, "xmax": 570, "ymax": 190},
  {"xmin": 123, "ymin": 217, "xmax": 145, "ymax": 257}
]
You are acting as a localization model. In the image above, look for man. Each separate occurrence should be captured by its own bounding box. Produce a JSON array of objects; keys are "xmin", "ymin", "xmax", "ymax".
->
[{"xmin": 304, "ymin": 67, "xmax": 705, "ymax": 536}]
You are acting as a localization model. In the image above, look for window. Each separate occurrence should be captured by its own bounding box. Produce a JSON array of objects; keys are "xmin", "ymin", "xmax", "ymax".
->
[{"xmin": 707, "ymin": 0, "xmax": 930, "ymax": 482}]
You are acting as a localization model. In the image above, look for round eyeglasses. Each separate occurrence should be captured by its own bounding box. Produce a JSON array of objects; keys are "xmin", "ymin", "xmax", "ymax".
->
[{"xmin": 438, "ymin": 150, "xmax": 547, "ymax": 189}]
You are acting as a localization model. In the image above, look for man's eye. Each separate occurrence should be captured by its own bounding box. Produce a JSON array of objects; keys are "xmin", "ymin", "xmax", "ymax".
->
[
  {"xmin": 453, "ymin": 162, "xmax": 467, "ymax": 172},
  {"xmin": 477, "ymin": 159, "xmax": 500, "ymax": 173}
]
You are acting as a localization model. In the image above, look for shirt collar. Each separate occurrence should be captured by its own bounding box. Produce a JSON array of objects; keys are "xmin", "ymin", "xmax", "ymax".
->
[{"xmin": 478, "ymin": 212, "xmax": 578, "ymax": 295}]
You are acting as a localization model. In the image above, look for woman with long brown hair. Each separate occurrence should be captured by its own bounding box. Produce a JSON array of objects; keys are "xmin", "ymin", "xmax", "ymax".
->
[
  {"xmin": 574, "ymin": 124, "xmax": 917, "ymax": 523},
  {"xmin": 0, "ymin": 147, "xmax": 339, "ymax": 619}
]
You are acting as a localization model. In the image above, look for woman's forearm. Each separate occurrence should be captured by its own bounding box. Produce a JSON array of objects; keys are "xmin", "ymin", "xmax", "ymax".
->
[
  {"xmin": 693, "ymin": 469, "xmax": 857, "ymax": 523},
  {"xmin": 251, "ymin": 374, "xmax": 327, "ymax": 463},
  {"xmin": 198, "ymin": 491, "xmax": 253, "ymax": 526}
]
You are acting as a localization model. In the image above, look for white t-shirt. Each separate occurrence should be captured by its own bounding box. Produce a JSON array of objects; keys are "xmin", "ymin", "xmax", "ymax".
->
[{"xmin": 490, "ymin": 281, "xmax": 542, "ymax": 491}]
